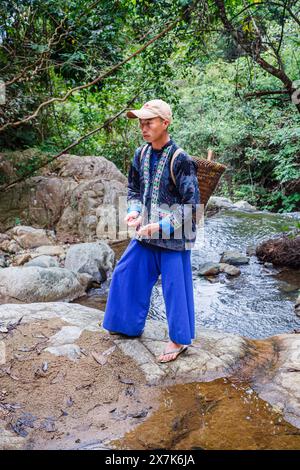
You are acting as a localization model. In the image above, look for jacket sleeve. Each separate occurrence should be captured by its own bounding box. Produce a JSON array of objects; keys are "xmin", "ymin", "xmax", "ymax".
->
[
  {"xmin": 162, "ymin": 151, "xmax": 200, "ymax": 231},
  {"xmin": 127, "ymin": 147, "xmax": 142, "ymax": 214}
]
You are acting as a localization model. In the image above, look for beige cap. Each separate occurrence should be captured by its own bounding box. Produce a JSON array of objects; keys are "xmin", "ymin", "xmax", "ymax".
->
[{"xmin": 126, "ymin": 99, "xmax": 172, "ymax": 124}]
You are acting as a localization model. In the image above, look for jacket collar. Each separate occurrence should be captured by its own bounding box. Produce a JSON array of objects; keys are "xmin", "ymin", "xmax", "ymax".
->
[{"xmin": 150, "ymin": 137, "xmax": 174, "ymax": 153}]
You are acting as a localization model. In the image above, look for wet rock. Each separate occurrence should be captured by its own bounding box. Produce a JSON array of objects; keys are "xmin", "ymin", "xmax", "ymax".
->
[
  {"xmin": 24, "ymin": 255, "xmax": 59, "ymax": 268},
  {"xmin": 253, "ymin": 334, "xmax": 300, "ymax": 428},
  {"xmin": 263, "ymin": 262, "xmax": 274, "ymax": 268},
  {"xmin": 219, "ymin": 263, "xmax": 241, "ymax": 276},
  {"xmin": 65, "ymin": 241, "xmax": 115, "ymax": 283},
  {"xmin": 197, "ymin": 263, "xmax": 221, "ymax": 276},
  {"xmin": 0, "ymin": 266, "xmax": 86, "ymax": 302},
  {"xmin": 220, "ymin": 250, "xmax": 249, "ymax": 265},
  {"xmin": 246, "ymin": 245, "xmax": 257, "ymax": 256}
]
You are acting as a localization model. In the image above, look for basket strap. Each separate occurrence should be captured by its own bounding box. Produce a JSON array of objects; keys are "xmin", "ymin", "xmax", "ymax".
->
[
  {"xmin": 170, "ymin": 148, "xmax": 184, "ymax": 185},
  {"xmin": 139, "ymin": 143, "xmax": 149, "ymax": 163}
]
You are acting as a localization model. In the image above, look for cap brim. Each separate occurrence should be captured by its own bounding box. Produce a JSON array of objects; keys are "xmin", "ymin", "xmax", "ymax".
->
[{"xmin": 126, "ymin": 109, "xmax": 159, "ymax": 119}]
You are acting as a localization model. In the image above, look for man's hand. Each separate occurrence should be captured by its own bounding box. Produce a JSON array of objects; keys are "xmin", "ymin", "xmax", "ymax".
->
[
  {"xmin": 136, "ymin": 222, "xmax": 160, "ymax": 237},
  {"xmin": 124, "ymin": 211, "xmax": 142, "ymax": 227}
]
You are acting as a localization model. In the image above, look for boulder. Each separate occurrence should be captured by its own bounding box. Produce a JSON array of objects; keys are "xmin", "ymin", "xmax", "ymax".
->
[
  {"xmin": 8, "ymin": 225, "xmax": 56, "ymax": 249},
  {"xmin": 24, "ymin": 255, "xmax": 59, "ymax": 268},
  {"xmin": 0, "ymin": 266, "xmax": 86, "ymax": 302},
  {"xmin": 197, "ymin": 262, "xmax": 221, "ymax": 276},
  {"xmin": 233, "ymin": 200, "xmax": 257, "ymax": 211},
  {"xmin": 220, "ymin": 250, "xmax": 249, "ymax": 265},
  {"xmin": 0, "ymin": 152, "xmax": 127, "ymax": 242},
  {"xmin": 219, "ymin": 263, "xmax": 241, "ymax": 276},
  {"xmin": 65, "ymin": 241, "xmax": 115, "ymax": 283}
]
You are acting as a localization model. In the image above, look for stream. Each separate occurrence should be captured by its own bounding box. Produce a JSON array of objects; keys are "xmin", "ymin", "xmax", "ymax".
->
[{"xmin": 75, "ymin": 208, "xmax": 300, "ymax": 339}]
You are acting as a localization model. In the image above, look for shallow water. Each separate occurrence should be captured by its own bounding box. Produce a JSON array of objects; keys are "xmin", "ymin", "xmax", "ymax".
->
[
  {"xmin": 75, "ymin": 209, "xmax": 300, "ymax": 339},
  {"xmin": 113, "ymin": 378, "xmax": 300, "ymax": 450}
]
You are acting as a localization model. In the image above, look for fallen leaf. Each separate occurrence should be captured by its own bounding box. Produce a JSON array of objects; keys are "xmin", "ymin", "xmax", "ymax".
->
[{"xmin": 91, "ymin": 351, "xmax": 107, "ymax": 366}]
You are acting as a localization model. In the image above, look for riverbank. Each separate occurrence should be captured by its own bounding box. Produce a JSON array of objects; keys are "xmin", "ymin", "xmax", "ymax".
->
[{"xmin": 0, "ymin": 302, "xmax": 300, "ymax": 450}]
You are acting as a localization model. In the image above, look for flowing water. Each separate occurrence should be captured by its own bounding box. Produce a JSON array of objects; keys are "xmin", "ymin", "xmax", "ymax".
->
[
  {"xmin": 75, "ymin": 208, "xmax": 300, "ymax": 339},
  {"xmin": 71, "ymin": 209, "xmax": 300, "ymax": 449}
]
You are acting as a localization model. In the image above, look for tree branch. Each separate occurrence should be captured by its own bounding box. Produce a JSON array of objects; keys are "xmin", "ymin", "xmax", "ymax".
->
[
  {"xmin": 0, "ymin": 90, "xmax": 144, "ymax": 193},
  {"xmin": 214, "ymin": 0, "xmax": 300, "ymax": 112},
  {"xmin": 0, "ymin": 3, "xmax": 195, "ymax": 133},
  {"xmin": 244, "ymin": 89, "xmax": 290, "ymax": 98}
]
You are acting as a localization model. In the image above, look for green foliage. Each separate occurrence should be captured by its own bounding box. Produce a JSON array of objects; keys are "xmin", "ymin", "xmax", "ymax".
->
[{"xmin": 0, "ymin": 0, "xmax": 299, "ymax": 214}]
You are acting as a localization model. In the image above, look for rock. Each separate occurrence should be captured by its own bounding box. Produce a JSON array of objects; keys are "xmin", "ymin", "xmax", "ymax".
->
[
  {"xmin": 0, "ymin": 302, "xmax": 300, "ymax": 427},
  {"xmin": 207, "ymin": 196, "xmax": 235, "ymax": 210},
  {"xmin": 0, "ymin": 267, "xmax": 86, "ymax": 302},
  {"xmin": 65, "ymin": 241, "xmax": 115, "ymax": 283},
  {"xmin": 263, "ymin": 262, "xmax": 274, "ymax": 268},
  {"xmin": 12, "ymin": 253, "xmax": 32, "ymax": 266},
  {"xmin": 279, "ymin": 283, "xmax": 299, "ymax": 293},
  {"xmin": 0, "ymin": 239, "xmax": 21, "ymax": 254},
  {"xmin": 24, "ymin": 255, "xmax": 59, "ymax": 268},
  {"xmin": 0, "ymin": 255, "xmax": 6, "ymax": 268},
  {"xmin": 252, "ymin": 334, "xmax": 300, "ymax": 428},
  {"xmin": 33, "ymin": 245, "xmax": 65, "ymax": 257},
  {"xmin": 56, "ymin": 154, "xmax": 127, "ymax": 183},
  {"xmin": 0, "ymin": 152, "xmax": 127, "ymax": 242},
  {"xmin": 48, "ymin": 326, "xmax": 82, "ymax": 346},
  {"xmin": 0, "ymin": 233, "xmax": 10, "ymax": 243},
  {"xmin": 246, "ymin": 245, "xmax": 257, "ymax": 256},
  {"xmin": 8, "ymin": 226, "xmax": 56, "ymax": 249},
  {"xmin": 76, "ymin": 273, "xmax": 94, "ymax": 290},
  {"xmin": 0, "ymin": 302, "xmax": 101, "ymax": 331},
  {"xmin": 220, "ymin": 250, "xmax": 249, "ymax": 265},
  {"xmin": 45, "ymin": 344, "xmax": 82, "ymax": 361},
  {"xmin": 233, "ymin": 200, "xmax": 257, "ymax": 211},
  {"xmin": 219, "ymin": 263, "xmax": 241, "ymax": 276},
  {"xmin": 197, "ymin": 262, "xmax": 221, "ymax": 276}
]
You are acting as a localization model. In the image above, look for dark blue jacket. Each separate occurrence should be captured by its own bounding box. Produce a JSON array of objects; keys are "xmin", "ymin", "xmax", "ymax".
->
[{"xmin": 127, "ymin": 137, "xmax": 200, "ymax": 251}]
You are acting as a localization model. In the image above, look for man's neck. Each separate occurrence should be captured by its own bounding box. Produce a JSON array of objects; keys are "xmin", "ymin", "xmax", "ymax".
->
[{"xmin": 151, "ymin": 133, "xmax": 170, "ymax": 150}]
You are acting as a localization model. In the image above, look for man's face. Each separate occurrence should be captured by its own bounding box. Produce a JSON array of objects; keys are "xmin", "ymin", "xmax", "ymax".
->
[{"xmin": 139, "ymin": 117, "xmax": 169, "ymax": 142}]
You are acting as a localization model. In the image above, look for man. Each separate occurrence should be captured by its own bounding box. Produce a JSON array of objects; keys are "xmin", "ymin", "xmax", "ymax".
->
[{"xmin": 103, "ymin": 99, "xmax": 200, "ymax": 363}]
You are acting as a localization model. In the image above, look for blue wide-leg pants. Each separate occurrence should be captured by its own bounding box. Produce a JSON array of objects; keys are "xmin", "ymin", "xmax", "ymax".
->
[{"xmin": 102, "ymin": 238, "xmax": 195, "ymax": 345}]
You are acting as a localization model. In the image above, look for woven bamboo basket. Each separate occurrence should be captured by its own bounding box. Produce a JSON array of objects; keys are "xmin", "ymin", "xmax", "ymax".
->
[
  {"xmin": 170, "ymin": 149, "xmax": 227, "ymax": 222},
  {"xmin": 190, "ymin": 149, "xmax": 227, "ymax": 209}
]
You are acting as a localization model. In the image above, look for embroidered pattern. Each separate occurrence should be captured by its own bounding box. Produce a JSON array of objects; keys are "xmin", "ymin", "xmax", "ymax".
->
[
  {"xmin": 135, "ymin": 143, "xmax": 174, "ymax": 240},
  {"xmin": 144, "ymin": 143, "xmax": 173, "ymax": 223}
]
